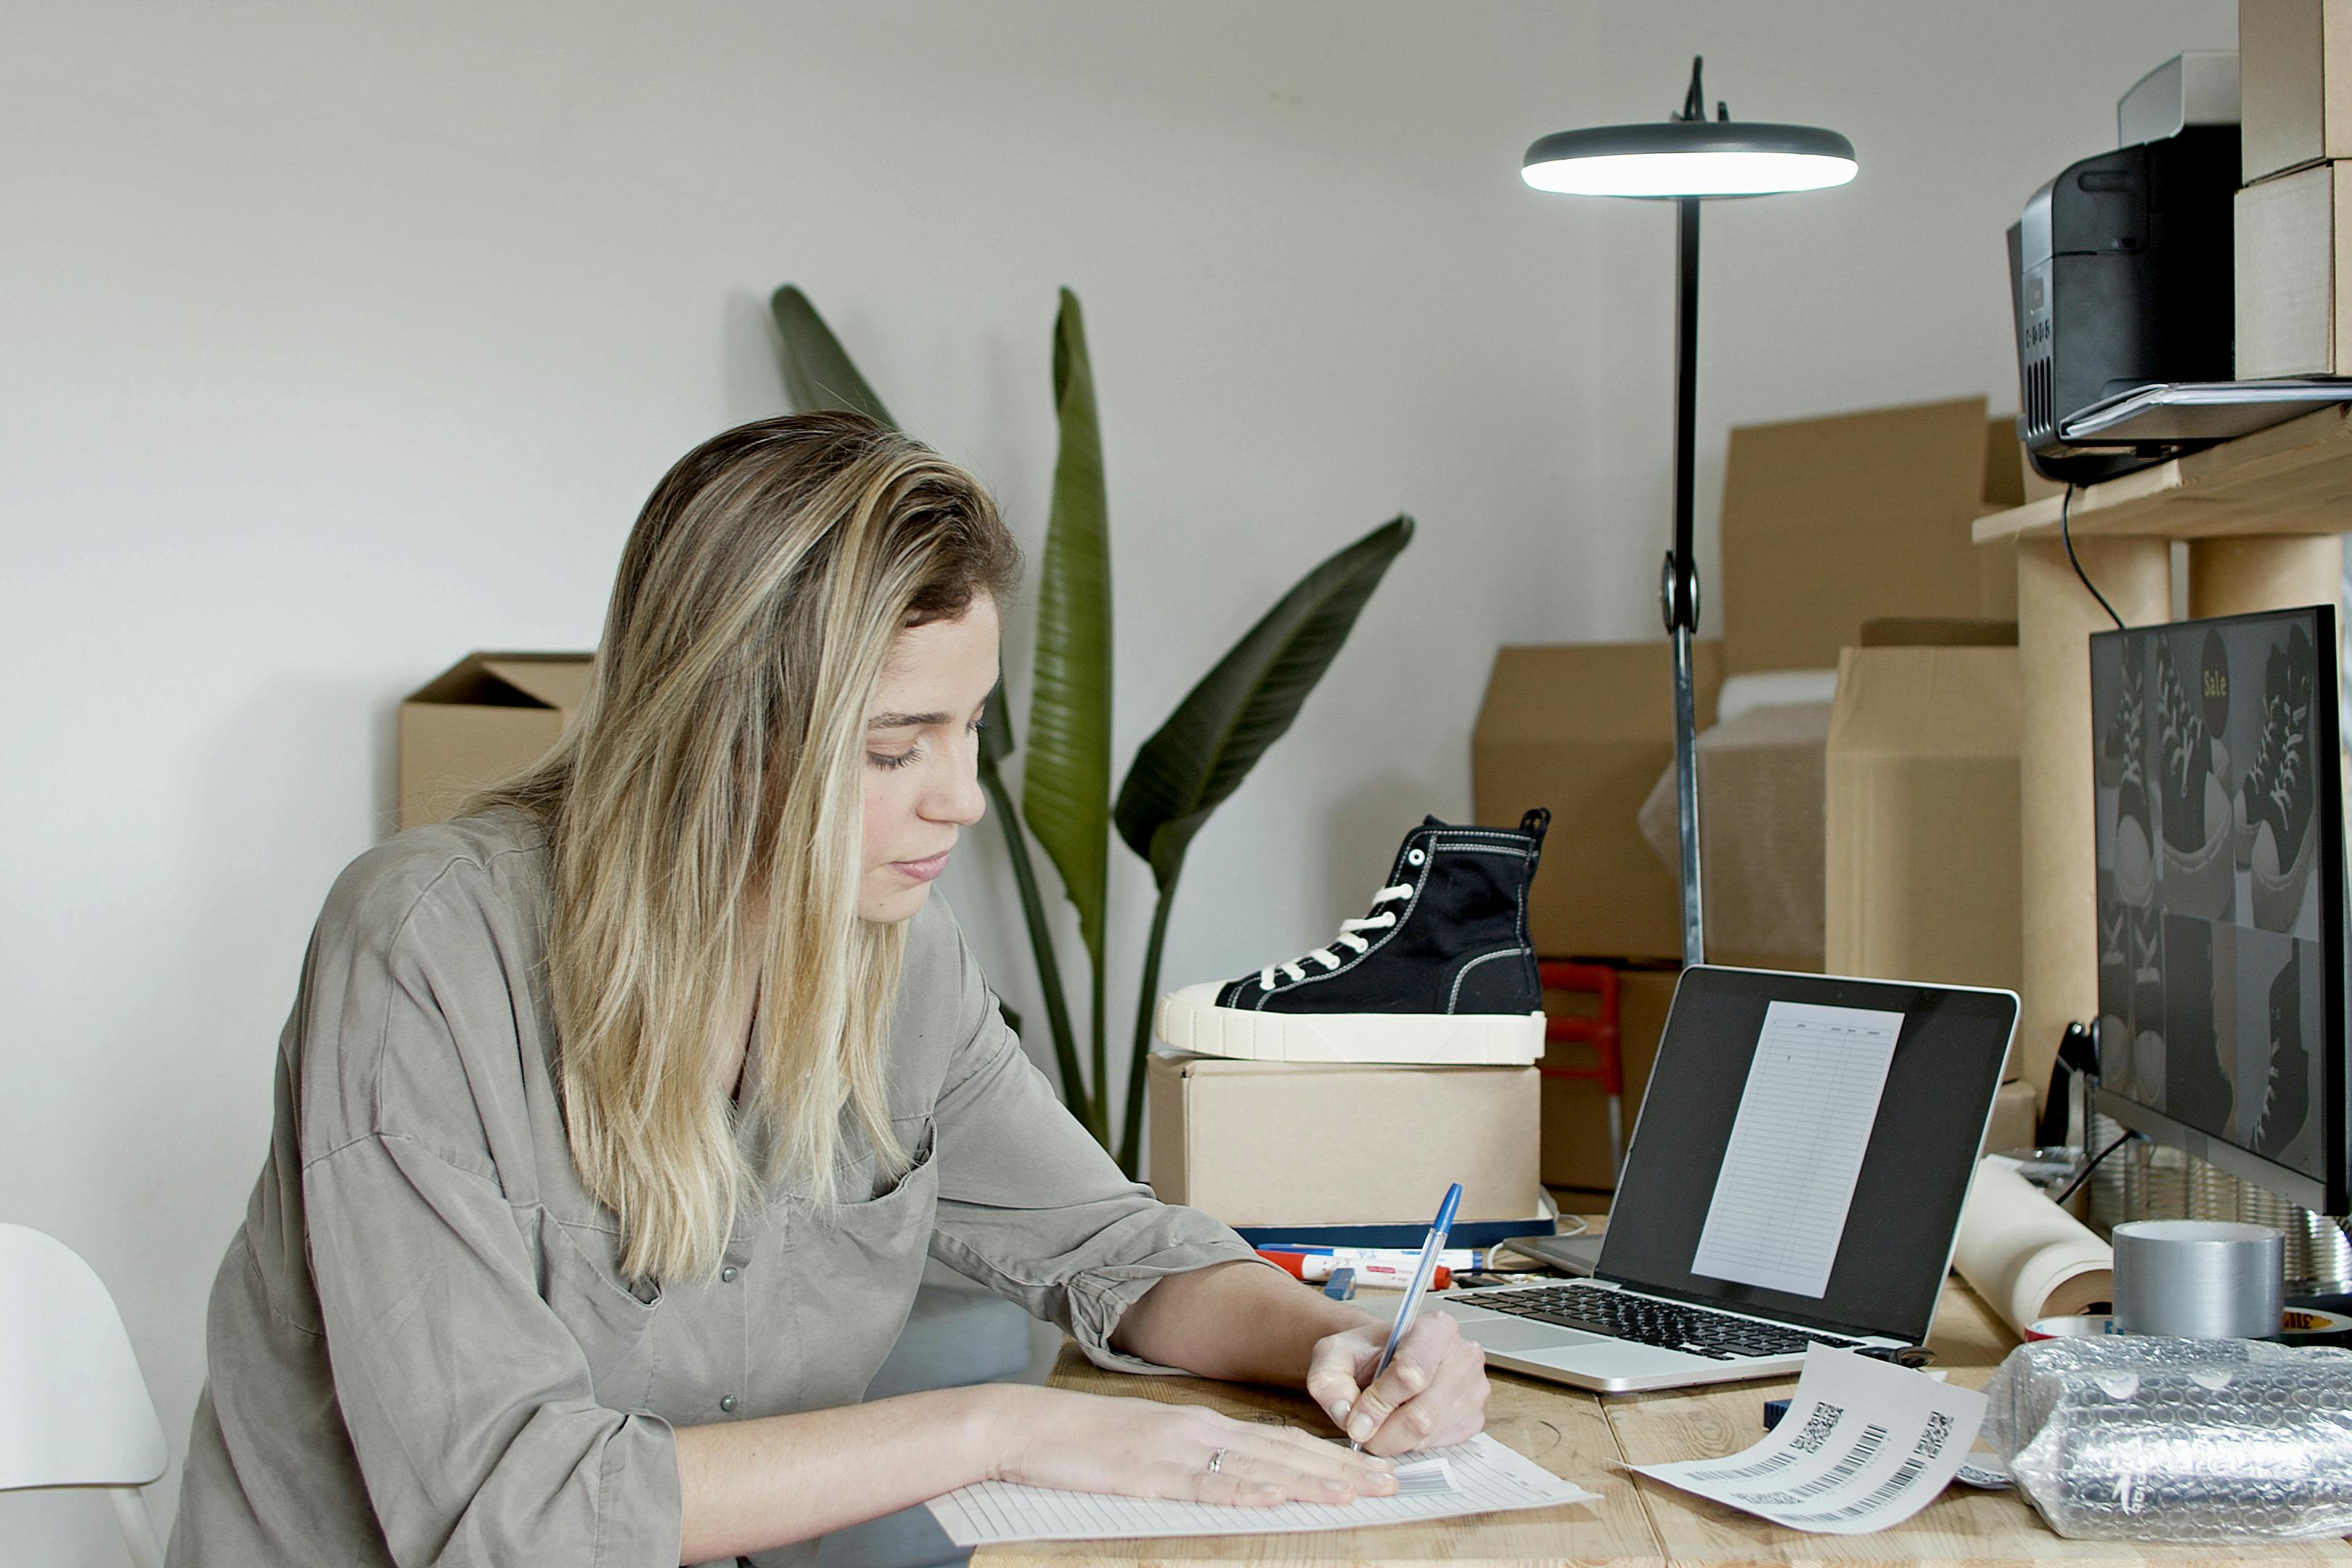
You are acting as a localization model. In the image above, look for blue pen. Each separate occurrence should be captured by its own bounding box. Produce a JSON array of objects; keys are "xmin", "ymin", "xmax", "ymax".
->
[{"xmin": 1350, "ymin": 1181, "xmax": 1462, "ymax": 1451}]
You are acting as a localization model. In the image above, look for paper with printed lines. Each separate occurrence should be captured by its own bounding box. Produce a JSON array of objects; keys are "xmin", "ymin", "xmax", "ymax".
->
[
  {"xmin": 926, "ymin": 1431, "xmax": 1596, "ymax": 1545},
  {"xmin": 1630, "ymin": 1346, "xmax": 1986, "ymax": 1534}
]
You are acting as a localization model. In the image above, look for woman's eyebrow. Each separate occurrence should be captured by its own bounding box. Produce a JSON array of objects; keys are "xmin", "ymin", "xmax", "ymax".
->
[{"xmin": 867, "ymin": 710, "xmax": 950, "ymax": 730}]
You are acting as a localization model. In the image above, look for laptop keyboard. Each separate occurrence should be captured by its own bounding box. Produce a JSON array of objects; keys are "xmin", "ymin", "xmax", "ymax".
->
[{"xmin": 1466, "ymin": 1283, "xmax": 1862, "ymax": 1360}]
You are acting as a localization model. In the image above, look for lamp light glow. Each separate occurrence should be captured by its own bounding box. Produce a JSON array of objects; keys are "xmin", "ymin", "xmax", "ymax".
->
[{"xmin": 1521, "ymin": 123, "xmax": 1858, "ymax": 198}]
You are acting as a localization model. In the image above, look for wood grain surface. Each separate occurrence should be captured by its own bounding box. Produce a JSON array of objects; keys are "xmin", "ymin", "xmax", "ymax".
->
[{"xmin": 972, "ymin": 1267, "xmax": 2352, "ymax": 1567}]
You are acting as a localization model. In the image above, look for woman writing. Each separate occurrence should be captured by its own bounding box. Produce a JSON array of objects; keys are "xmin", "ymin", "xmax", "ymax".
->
[{"xmin": 168, "ymin": 412, "xmax": 1488, "ymax": 1567}]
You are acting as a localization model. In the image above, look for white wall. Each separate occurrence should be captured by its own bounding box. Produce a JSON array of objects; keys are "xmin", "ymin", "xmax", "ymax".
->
[{"xmin": 0, "ymin": 3, "xmax": 2229, "ymax": 1559}]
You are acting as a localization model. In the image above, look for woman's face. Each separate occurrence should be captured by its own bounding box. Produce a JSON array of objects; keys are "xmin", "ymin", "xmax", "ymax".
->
[{"xmin": 858, "ymin": 594, "xmax": 999, "ymax": 923}]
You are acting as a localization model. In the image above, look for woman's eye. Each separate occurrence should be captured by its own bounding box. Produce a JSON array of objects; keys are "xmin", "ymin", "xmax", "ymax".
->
[{"xmin": 867, "ymin": 748, "xmax": 920, "ymax": 771}]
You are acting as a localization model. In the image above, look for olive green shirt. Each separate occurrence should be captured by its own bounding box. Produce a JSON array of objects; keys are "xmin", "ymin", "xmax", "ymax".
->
[{"xmin": 167, "ymin": 808, "xmax": 1261, "ymax": 1567}]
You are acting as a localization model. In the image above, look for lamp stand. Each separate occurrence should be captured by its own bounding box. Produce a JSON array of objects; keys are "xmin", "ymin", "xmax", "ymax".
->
[{"xmin": 1665, "ymin": 193, "xmax": 1704, "ymax": 967}]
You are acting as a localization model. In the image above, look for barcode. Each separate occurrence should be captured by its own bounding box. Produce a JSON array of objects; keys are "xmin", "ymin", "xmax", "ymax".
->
[
  {"xmin": 1687, "ymin": 1400, "xmax": 1839, "ymax": 1482},
  {"xmin": 1914, "ymin": 1410, "xmax": 1954, "ymax": 1458},
  {"xmin": 1685, "ymin": 1447, "xmax": 1802, "ymax": 1483},
  {"xmin": 1734, "ymin": 1425, "xmax": 1888, "ymax": 1506},
  {"xmin": 1790, "ymin": 1401, "xmax": 1842, "ymax": 1455},
  {"xmin": 1780, "ymin": 1455, "xmax": 1929, "ymax": 1524}
]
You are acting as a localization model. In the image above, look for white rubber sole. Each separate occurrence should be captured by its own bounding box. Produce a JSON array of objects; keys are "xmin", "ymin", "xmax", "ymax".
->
[{"xmin": 1154, "ymin": 981, "xmax": 1545, "ymax": 1066}]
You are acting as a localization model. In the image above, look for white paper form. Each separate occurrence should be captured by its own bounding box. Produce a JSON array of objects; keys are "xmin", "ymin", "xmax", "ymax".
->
[
  {"xmin": 924, "ymin": 1432, "xmax": 1597, "ymax": 1547},
  {"xmin": 1633, "ymin": 1347, "xmax": 1987, "ymax": 1535},
  {"xmin": 1691, "ymin": 999, "xmax": 1905, "ymax": 1297}
]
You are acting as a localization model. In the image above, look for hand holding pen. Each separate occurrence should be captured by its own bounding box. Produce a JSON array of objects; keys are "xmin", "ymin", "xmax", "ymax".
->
[{"xmin": 1302, "ymin": 1183, "xmax": 1489, "ymax": 1455}]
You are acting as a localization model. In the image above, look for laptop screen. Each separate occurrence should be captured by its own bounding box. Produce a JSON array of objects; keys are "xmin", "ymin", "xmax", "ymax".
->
[{"xmin": 1598, "ymin": 967, "xmax": 2019, "ymax": 1345}]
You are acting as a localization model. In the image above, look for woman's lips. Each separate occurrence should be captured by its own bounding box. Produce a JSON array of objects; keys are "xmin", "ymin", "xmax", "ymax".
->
[{"xmin": 892, "ymin": 850, "xmax": 952, "ymax": 882}]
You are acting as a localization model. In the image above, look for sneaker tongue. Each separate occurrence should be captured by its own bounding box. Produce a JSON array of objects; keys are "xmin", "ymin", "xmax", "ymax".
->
[{"xmin": 1420, "ymin": 814, "xmax": 1449, "ymax": 828}]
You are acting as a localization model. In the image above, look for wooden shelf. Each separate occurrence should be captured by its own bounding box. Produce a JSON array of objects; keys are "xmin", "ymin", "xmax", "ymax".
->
[{"xmin": 1972, "ymin": 403, "xmax": 2352, "ymax": 544}]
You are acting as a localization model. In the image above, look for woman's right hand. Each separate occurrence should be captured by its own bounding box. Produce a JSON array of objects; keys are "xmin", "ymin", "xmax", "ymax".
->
[{"xmin": 986, "ymin": 1385, "xmax": 1400, "ymax": 1506}]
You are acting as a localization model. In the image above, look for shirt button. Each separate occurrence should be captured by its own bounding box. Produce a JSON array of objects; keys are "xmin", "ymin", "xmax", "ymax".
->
[
  {"xmin": 721, "ymin": 1266, "xmax": 738, "ymax": 1283},
  {"xmin": 720, "ymin": 1395, "xmax": 738, "ymax": 1413}
]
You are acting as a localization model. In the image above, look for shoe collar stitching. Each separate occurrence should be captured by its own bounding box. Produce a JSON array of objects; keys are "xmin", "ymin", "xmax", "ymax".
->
[{"xmin": 1447, "ymin": 945, "xmax": 1530, "ymax": 1010}]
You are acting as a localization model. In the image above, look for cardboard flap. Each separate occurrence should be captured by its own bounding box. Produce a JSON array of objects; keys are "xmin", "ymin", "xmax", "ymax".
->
[
  {"xmin": 1829, "ymin": 646, "xmax": 2020, "ymax": 759},
  {"xmin": 406, "ymin": 652, "xmax": 592, "ymax": 710},
  {"xmin": 478, "ymin": 656, "xmax": 594, "ymax": 712}
]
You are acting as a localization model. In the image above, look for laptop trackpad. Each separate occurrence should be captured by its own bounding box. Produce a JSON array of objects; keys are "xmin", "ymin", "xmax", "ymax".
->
[{"xmin": 1454, "ymin": 1318, "xmax": 1604, "ymax": 1354}]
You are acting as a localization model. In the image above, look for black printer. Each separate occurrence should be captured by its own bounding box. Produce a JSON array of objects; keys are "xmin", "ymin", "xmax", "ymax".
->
[{"xmin": 2008, "ymin": 53, "xmax": 2239, "ymax": 485}]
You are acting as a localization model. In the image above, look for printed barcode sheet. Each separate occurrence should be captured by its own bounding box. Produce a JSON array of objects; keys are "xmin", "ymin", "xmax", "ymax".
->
[
  {"xmin": 926, "ymin": 1432, "xmax": 1598, "ymax": 1545},
  {"xmin": 1691, "ymin": 999, "xmax": 1905, "ymax": 1298},
  {"xmin": 1632, "ymin": 1347, "xmax": 1988, "ymax": 1535}
]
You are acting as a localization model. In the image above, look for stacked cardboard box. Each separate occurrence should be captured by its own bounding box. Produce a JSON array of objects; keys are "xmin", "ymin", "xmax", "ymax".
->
[
  {"xmin": 1474, "ymin": 399, "xmax": 2035, "ymax": 1191},
  {"xmin": 2237, "ymin": 1, "xmax": 2352, "ymax": 375}
]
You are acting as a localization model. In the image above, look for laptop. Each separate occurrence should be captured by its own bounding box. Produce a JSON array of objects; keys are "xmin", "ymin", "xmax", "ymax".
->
[{"xmin": 1426, "ymin": 966, "xmax": 2018, "ymax": 1394}]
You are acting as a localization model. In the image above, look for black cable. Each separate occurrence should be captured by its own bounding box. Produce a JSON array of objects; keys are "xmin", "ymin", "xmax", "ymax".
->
[
  {"xmin": 2052, "ymin": 1127, "xmax": 2136, "ymax": 1206},
  {"xmin": 2059, "ymin": 481, "xmax": 2126, "ymax": 631}
]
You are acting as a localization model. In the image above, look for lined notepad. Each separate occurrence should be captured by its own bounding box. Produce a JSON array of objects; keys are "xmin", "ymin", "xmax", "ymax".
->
[{"xmin": 925, "ymin": 1432, "xmax": 1598, "ymax": 1546}]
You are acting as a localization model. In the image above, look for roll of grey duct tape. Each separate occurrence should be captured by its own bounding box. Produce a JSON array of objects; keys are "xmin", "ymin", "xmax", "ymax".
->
[{"xmin": 2112, "ymin": 1220, "xmax": 2286, "ymax": 1339}]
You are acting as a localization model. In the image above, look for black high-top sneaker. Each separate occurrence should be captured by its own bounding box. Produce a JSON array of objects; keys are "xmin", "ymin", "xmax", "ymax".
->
[{"xmin": 1153, "ymin": 810, "xmax": 1550, "ymax": 1066}]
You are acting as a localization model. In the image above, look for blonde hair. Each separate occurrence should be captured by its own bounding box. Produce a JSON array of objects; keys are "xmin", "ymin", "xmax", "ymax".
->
[{"xmin": 475, "ymin": 412, "xmax": 1020, "ymax": 1282}]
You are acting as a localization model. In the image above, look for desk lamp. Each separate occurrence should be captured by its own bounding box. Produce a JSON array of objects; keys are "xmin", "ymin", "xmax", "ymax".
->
[{"xmin": 1522, "ymin": 57, "xmax": 1855, "ymax": 964}]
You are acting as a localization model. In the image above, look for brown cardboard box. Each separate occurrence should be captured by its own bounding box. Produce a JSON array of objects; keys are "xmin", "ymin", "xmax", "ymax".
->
[
  {"xmin": 1982, "ymin": 1078, "xmax": 2038, "ymax": 1159},
  {"xmin": 399, "ymin": 653, "xmax": 593, "ymax": 830},
  {"xmin": 2237, "ymin": 160, "xmax": 2351, "ymax": 377},
  {"xmin": 1539, "ymin": 966, "xmax": 1678, "ymax": 1191},
  {"xmin": 1720, "ymin": 399, "xmax": 2019, "ymax": 674},
  {"xmin": 1636, "ymin": 701, "xmax": 1831, "ymax": 968},
  {"xmin": 2242, "ymin": 0, "xmax": 2352, "ymax": 184},
  {"xmin": 1824, "ymin": 643, "xmax": 2024, "ymax": 1074},
  {"xmin": 1146, "ymin": 1053, "xmax": 1541, "ymax": 1226},
  {"xmin": 1473, "ymin": 641, "xmax": 1722, "ymax": 963}
]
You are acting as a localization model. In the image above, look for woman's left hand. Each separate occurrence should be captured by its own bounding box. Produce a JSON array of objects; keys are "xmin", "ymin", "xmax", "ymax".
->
[{"xmin": 1303, "ymin": 1312, "xmax": 1488, "ymax": 1456}]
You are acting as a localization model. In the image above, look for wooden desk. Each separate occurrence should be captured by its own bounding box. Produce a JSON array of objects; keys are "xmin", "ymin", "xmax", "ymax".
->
[{"xmin": 973, "ymin": 1275, "xmax": 2352, "ymax": 1567}]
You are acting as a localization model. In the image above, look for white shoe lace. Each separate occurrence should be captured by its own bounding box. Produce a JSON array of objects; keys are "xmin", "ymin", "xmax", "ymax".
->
[{"xmin": 1259, "ymin": 883, "xmax": 1413, "ymax": 991}]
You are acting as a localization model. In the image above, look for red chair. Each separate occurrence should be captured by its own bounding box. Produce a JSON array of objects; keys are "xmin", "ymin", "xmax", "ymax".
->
[{"xmin": 1536, "ymin": 960, "xmax": 1626, "ymax": 1179}]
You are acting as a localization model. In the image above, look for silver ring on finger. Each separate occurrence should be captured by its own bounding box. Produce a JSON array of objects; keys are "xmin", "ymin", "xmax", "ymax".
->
[{"xmin": 1206, "ymin": 1447, "xmax": 1228, "ymax": 1475}]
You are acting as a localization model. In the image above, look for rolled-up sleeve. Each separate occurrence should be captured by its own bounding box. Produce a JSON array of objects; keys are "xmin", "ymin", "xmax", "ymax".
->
[
  {"xmin": 305, "ymin": 1134, "xmax": 681, "ymax": 1567},
  {"xmin": 920, "ymin": 918, "xmax": 1273, "ymax": 1374},
  {"xmin": 298, "ymin": 860, "xmax": 682, "ymax": 1568}
]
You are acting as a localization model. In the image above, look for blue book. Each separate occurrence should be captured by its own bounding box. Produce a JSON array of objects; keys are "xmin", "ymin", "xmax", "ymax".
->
[{"xmin": 1235, "ymin": 1195, "xmax": 1560, "ymax": 1253}]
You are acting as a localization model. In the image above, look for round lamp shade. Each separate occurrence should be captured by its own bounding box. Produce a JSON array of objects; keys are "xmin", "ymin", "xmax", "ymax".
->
[{"xmin": 1522, "ymin": 120, "xmax": 1856, "ymax": 198}]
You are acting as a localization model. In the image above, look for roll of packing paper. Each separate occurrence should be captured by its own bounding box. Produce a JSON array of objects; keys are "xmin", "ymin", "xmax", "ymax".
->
[
  {"xmin": 1953, "ymin": 1159, "xmax": 2114, "ymax": 1337},
  {"xmin": 2111, "ymin": 1220, "xmax": 2284, "ymax": 1339}
]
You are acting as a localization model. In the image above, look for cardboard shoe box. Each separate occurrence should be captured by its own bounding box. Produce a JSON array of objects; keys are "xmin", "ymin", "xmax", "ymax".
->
[
  {"xmin": 399, "ymin": 653, "xmax": 594, "ymax": 830},
  {"xmin": 1538, "ymin": 965, "xmax": 1679, "ymax": 1192},
  {"xmin": 2242, "ymin": 0, "xmax": 2352, "ymax": 185},
  {"xmin": 2237, "ymin": 160, "xmax": 2351, "ymax": 378},
  {"xmin": 1824, "ymin": 640, "xmax": 2024, "ymax": 1074},
  {"xmin": 1146, "ymin": 1053, "xmax": 1542, "ymax": 1228}
]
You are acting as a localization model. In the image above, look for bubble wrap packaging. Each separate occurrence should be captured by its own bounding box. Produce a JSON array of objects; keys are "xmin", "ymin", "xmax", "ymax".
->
[{"xmin": 1983, "ymin": 1336, "xmax": 2352, "ymax": 1540}]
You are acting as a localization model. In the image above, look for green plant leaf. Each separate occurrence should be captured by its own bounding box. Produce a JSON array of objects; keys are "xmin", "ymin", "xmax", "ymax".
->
[
  {"xmin": 1022, "ymin": 288, "xmax": 1114, "ymax": 967},
  {"xmin": 1114, "ymin": 515, "xmax": 1415, "ymax": 886},
  {"xmin": 769, "ymin": 285, "xmax": 896, "ymax": 426}
]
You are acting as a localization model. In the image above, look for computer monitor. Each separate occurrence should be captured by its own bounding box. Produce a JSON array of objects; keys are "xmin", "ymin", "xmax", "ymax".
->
[{"xmin": 2089, "ymin": 605, "xmax": 2348, "ymax": 1216}]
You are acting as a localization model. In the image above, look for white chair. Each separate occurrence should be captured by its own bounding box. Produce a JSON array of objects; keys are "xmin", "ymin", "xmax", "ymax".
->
[{"xmin": 0, "ymin": 1224, "xmax": 169, "ymax": 1568}]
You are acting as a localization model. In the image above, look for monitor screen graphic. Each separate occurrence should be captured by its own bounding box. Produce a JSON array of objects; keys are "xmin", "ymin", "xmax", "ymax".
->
[{"xmin": 2089, "ymin": 607, "xmax": 2343, "ymax": 1212}]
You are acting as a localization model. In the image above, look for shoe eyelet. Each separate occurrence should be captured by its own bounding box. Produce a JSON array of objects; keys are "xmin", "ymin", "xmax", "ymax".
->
[{"xmin": 1406, "ymin": 847, "xmax": 1426, "ymax": 866}]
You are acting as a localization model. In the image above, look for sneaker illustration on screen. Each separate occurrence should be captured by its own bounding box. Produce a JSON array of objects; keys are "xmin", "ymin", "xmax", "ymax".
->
[{"xmin": 2250, "ymin": 626, "xmax": 2317, "ymax": 934}]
